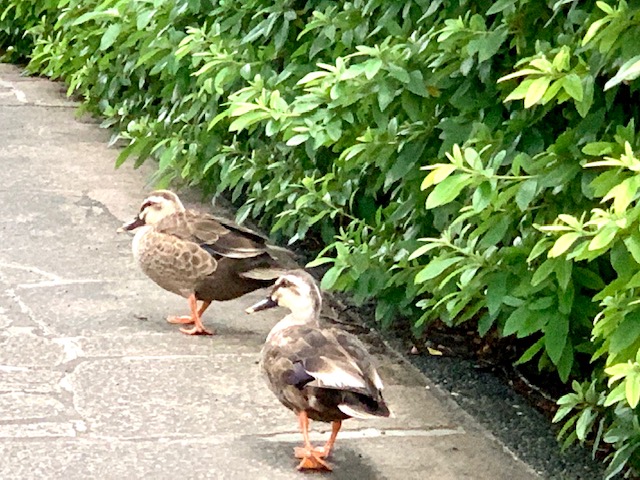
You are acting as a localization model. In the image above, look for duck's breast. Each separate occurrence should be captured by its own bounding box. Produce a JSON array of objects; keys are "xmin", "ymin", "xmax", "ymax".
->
[{"xmin": 135, "ymin": 230, "xmax": 215, "ymax": 297}]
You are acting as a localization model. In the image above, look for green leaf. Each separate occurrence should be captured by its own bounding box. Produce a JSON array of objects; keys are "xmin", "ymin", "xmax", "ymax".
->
[
  {"xmin": 610, "ymin": 310, "xmax": 640, "ymax": 354},
  {"xmin": 377, "ymin": 81, "xmax": 396, "ymax": 111},
  {"xmin": 286, "ymin": 134, "xmax": 309, "ymax": 146},
  {"xmin": 582, "ymin": 142, "xmax": 614, "ymax": 156},
  {"xmin": 582, "ymin": 18, "xmax": 608, "ymax": 46},
  {"xmin": 524, "ymin": 76, "xmax": 551, "ymax": 108},
  {"xmin": 515, "ymin": 337, "xmax": 544, "ymax": 365},
  {"xmin": 596, "ymin": 1, "xmax": 614, "ymax": 14},
  {"xmin": 472, "ymin": 181, "xmax": 492, "ymax": 212},
  {"xmin": 624, "ymin": 234, "xmax": 640, "ymax": 263},
  {"xmin": 604, "ymin": 443, "xmax": 640, "ymax": 480},
  {"xmin": 556, "ymin": 341, "xmax": 574, "ymax": 382},
  {"xmin": 408, "ymin": 242, "xmax": 440, "ymax": 261},
  {"xmin": 545, "ymin": 314, "xmax": 569, "ymax": 365},
  {"xmin": 388, "ymin": 64, "xmax": 410, "ymax": 84},
  {"xmin": 425, "ymin": 174, "xmax": 472, "ymax": 209},
  {"xmin": 517, "ymin": 309, "xmax": 550, "ymax": 337},
  {"xmin": 477, "ymin": 312, "xmax": 496, "ymax": 336},
  {"xmin": 407, "ymin": 70, "xmax": 428, "ymax": 97},
  {"xmin": 415, "ymin": 257, "xmax": 463, "ymax": 283},
  {"xmin": 603, "ymin": 382, "xmax": 627, "ymax": 407},
  {"xmin": 100, "ymin": 23, "xmax": 121, "ymax": 51},
  {"xmin": 503, "ymin": 306, "xmax": 531, "ymax": 336},
  {"xmin": 228, "ymin": 110, "xmax": 270, "ymax": 132},
  {"xmin": 575, "ymin": 75, "xmax": 594, "ymax": 118},
  {"xmin": 136, "ymin": 9, "xmax": 155, "ymax": 30},
  {"xmin": 486, "ymin": 0, "xmax": 516, "ymax": 15},
  {"xmin": 562, "ymin": 74, "xmax": 583, "ymax": 101},
  {"xmin": 321, "ymin": 266, "xmax": 345, "ymax": 290},
  {"xmin": 306, "ymin": 257, "xmax": 335, "ymax": 268},
  {"xmin": 576, "ymin": 407, "xmax": 597, "ymax": 441},
  {"xmin": 72, "ymin": 9, "xmax": 119, "ymax": 26},
  {"xmin": 363, "ymin": 58, "xmax": 383, "ymax": 80},
  {"xmin": 531, "ymin": 258, "xmax": 556, "ymax": 286},
  {"xmin": 386, "ymin": 142, "xmax": 425, "ymax": 187},
  {"xmin": 477, "ymin": 27, "xmax": 508, "ymax": 63},
  {"xmin": 515, "ymin": 179, "xmax": 537, "ymax": 210},
  {"xmin": 605, "ymin": 55, "xmax": 640, "ymax": 91},
  {"xmin": 528, "ymin": 238, "xmax": 551, "ymax": 263},
  {"xmin": 486, "ymin": 273, "xmax": 507, "ymax": 316}
]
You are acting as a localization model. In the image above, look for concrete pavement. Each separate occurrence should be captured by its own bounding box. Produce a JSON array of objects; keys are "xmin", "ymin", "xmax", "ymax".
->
[{"xmin": 0, "ymin": 63, "xmax": 540, "ymax": 479}]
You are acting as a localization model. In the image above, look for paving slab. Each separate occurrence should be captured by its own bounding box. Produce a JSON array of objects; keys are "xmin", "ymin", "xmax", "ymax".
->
[{"xmin": 0, "ymin": 62, "xmax": 540, "ymax": 479}]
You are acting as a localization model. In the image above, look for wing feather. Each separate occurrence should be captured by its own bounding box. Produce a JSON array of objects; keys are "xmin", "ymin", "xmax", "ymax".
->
[{"xmin": 155, "ymin": 211, "xmax": 270, "ymax": 260}]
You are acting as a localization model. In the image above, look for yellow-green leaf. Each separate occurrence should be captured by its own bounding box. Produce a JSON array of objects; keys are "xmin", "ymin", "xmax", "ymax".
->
[
  {"xmin": 421, "ymin": 164, "xmax": 457, "ymax": 190},
  {"xmin": 588, "ymin": 226, "xmax": 617, "ymax": 251},
  {"xmin": 549, "ymin": 232, "xmax": 581, "ymax": 257},
  {"xmin": 524, "ymin": 76, "xmax": 551, "ymax": 108},
  {"xmin": 625, "ymin": 372, "xmax": 640, "ymax": 408},
  {"xmin": 497, "ymin": 68, "xmax": 543, "ymax": 83}
]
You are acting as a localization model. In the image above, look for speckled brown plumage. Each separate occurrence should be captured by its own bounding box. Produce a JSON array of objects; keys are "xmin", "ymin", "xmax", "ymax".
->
[{"xmin": 121, "ymin": 190, "xmax": 284, "ymax": 335}]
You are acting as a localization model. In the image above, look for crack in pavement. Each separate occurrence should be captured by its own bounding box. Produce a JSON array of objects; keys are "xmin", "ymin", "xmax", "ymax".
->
[{"xmin": 4, "ymin": 288, "xmax": 54, "ymax": 336}]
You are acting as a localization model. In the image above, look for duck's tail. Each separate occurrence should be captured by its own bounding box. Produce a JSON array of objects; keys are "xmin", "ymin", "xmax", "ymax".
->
[{"xmin": 338, "ymin": 391, "xmax": 391, "ymax": 419}]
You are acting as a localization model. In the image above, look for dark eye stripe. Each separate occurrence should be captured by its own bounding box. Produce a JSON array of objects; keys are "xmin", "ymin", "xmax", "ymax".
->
[{"xmin": 140, "ymin": 200, "xmax": 156, "ymax": 211}]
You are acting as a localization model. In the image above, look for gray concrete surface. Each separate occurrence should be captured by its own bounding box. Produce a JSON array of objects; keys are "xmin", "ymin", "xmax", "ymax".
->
[{"xmin": 0, "ymin": 63, "xmax": 541, "ymax": 479}]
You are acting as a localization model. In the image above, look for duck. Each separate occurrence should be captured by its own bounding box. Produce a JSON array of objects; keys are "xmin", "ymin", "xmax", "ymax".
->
[
  {"xmin": 246, "ymin": 270, "xmax": 390, "ymax": 471},
  {"xmin": 118, "ymin": 190, "xmax": 285, "ymax": 335}
]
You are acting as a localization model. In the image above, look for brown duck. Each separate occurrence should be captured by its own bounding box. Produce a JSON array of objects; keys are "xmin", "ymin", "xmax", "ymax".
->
[
  {"xmin": 119, "ymin": 190, "xmax": 284, "ymax": 335},
  {"xmin": 247, "ymin": 270, "xmax": 390, "ymax": 471}
]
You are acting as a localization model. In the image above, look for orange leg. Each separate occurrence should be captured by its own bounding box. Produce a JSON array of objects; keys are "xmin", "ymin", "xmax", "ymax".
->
[
  {"xmin": 166, "ymin": 300, "xmax": 210, "ymax": 325},
  {"xmin": 320, "ymin": 420, "xmax": 342, "ymax": 458},
  {"xmin": 176, "ymin": 296, "xmax": 213, "ymax": 335},
  {"xmin": 293, "ymin": 411, "xmax": 332, "ymax": 471}
]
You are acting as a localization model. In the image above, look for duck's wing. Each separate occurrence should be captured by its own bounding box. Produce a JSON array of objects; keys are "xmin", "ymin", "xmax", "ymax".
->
[
  {"xmin": 283, "ymin": 328, "xmax": 375, "ymax": 395},
  {"xmin": 155, "ymin": 211, "xmax": 268, "ymax": 259},
  {"xmin": 281, "ymin": 326, "xmax": 389, "ymax": 418},
  {"xmin": 329, "ymin": 328, "xmax": 384, "ymax": 392}
]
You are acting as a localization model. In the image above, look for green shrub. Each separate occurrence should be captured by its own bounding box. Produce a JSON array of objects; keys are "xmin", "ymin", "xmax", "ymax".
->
[{"xmin": 2, "ymin": 0, "xmax": 640, "ymax": 476}]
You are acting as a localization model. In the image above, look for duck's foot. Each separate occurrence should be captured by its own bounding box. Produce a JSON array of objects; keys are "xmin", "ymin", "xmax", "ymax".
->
[
  {"xmin": 179, "ymin": 324, "xmax": 214, "ymax": 335},
  {"xmin": 166, "ymin": 315, "xmax": 195, "ymax": 324},
  {"xmin": 294, "ymin": 446, "xmax": 332, "ymax": 471}
]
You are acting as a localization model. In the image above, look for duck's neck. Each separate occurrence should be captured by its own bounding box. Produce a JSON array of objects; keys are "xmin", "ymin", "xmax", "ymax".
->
[{"xmin": 267, "ymin": 308, "xmax": 320, "ymax": 342}]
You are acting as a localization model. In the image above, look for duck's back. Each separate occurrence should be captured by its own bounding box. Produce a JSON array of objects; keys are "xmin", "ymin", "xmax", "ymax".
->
[{"xmin": 261, "ymin": 325, "xmax": 389, "ymax": 422}]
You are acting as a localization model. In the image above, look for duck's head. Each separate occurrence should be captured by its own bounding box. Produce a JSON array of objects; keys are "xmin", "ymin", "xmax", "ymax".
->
[
  {"xmin": 117, "ymin": 190, "xmax": 186, "ymax": 232},
  {"xmin": 246, "ymin": 270, "xmax": 322, "ymax": 321}
]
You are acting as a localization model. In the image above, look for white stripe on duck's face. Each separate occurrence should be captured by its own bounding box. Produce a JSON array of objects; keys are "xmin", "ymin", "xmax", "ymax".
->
[{"xmin": 138, "ymin": 191, "xmax": 185, "ymax": 226}]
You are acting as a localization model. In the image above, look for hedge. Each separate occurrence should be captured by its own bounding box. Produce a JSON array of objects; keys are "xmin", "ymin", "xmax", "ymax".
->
[{"xmin": 2, "ymin": 0, "xmax": 640, "ymax": 476}]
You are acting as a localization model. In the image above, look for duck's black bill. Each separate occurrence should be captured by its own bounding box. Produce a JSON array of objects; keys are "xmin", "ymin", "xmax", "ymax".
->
[
  {"xmin": 118, "ymin": 215, "xmax": 145, "ymax": 232},
  {"xmin": 245, "ymin": 297, "xmax": 278, "ymax": 314}
]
